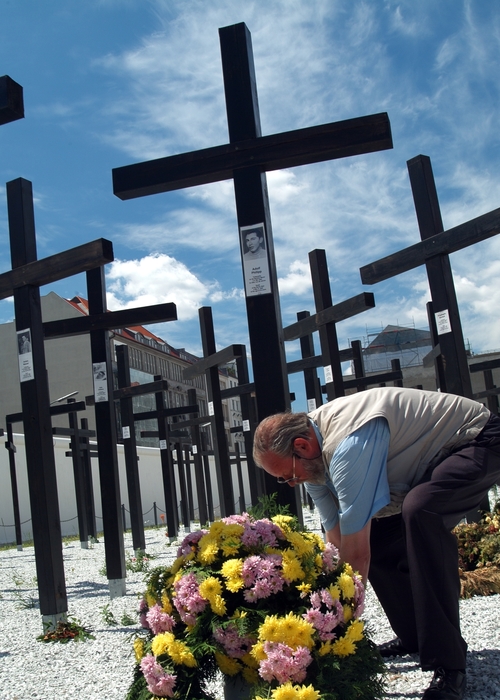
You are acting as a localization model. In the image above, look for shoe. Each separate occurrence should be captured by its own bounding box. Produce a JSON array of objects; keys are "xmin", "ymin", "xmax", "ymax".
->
[
  {"xmin": 422, "ymin": 667, "xmax": 466, "ymax": 700},
  {"xmin": 377, "ymin": 637, "xmax": 416, "ymax": 658}
]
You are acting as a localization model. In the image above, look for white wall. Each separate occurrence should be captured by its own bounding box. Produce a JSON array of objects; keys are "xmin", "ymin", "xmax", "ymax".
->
[{"xmin": 0, "ymin": 434, "xmax": 252, "ymax": 545}]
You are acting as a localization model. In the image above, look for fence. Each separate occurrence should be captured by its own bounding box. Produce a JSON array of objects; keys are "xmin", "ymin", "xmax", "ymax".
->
[{"xmin": 0, "ymin": 434, "xmax": 253, "ymax": 545}]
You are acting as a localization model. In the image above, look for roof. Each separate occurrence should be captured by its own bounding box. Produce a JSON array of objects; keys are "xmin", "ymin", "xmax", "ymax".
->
[{"xmin": 365, "ymin": 324, "xmax": 431, "ymax": 353}]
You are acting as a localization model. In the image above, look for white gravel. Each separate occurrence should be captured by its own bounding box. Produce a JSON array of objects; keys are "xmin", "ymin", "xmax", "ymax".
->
[{"xmin": 0, "ymin": 508, "xmax": 498, "ymax": 700}]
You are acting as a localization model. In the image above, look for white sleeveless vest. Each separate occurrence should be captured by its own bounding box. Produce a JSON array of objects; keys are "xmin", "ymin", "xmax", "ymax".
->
[{"xmin": 308, "ymin": 387, "xmax": 489, "ymax": 517}]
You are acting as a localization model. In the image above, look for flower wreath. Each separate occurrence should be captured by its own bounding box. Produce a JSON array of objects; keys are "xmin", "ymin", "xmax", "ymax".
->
[{"xmin": 127, "ymin": 510, "xmax": 385, "ymax": 700}]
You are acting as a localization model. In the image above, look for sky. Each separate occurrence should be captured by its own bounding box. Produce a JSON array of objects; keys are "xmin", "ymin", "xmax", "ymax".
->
[{"xmin": 1, "ymin": 0, "xmax": 500, "ymax": 412}]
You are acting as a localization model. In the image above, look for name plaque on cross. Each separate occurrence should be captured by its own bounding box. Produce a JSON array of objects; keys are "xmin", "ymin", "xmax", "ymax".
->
[
  {"xmin": 17, "ymin": 327, "xmax": 34, "ymax": 382},
  {"xmin": 93, "ymin": 362, "xmax": 108, "ymax": 402},
  {"xmin": 435, "ymin": 309, "xmax": 452, "ymax": 335},
  {"xmin": 240, "ymin": 222, "xmax": 271, "ymax": 296}
]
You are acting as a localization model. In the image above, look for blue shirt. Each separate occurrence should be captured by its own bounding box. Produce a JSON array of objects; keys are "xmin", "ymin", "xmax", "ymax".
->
[{"xmin": 305, "ymin": 417, "xmax": 390, "ymax": 535}]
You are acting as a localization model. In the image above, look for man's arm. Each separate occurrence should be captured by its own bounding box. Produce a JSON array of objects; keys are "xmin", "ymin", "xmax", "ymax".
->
[{"xmin": 326, "ymin": 520, "xmax": 372, "ymax": 583}]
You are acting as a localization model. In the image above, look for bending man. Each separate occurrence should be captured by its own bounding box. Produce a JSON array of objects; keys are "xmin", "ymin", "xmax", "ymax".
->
[{"xmin": 253, "ymin": 386, "xmax": 500, "ymax": 700}]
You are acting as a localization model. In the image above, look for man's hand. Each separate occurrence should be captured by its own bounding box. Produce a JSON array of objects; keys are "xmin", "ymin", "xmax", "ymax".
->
[{"xmin": 326, "ymin": 521, "xmax": 371, "ymax": 583}]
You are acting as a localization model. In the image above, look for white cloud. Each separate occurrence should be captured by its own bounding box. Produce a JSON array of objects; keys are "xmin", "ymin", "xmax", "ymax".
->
[
  {"xmin": 105, "ymin": 253, "xmax": 211, "ymax": 320},
  {"xmin": 278, "ymin": 260, "xmax": 312, "ymax": 296}
]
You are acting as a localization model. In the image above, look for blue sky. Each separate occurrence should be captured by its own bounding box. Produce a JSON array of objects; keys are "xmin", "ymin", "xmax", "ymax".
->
[{"xmin": 1, "ymin": 0, "xmax": 499, "ymax": 411}]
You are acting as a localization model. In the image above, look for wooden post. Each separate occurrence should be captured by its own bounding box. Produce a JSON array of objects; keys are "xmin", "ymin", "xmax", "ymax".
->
[
  {"xmin": 86, "ymin": 266, "xmax": 126, "ymax": 597},
  {"xmin": 116, "ymin": 345, "xmax": 146, "ymax": 552}
]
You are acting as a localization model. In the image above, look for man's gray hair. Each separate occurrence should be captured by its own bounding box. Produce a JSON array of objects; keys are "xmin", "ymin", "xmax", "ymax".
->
[{"xmin": 253, "ymin": 412, "xmax": 310, "ymax": 466}]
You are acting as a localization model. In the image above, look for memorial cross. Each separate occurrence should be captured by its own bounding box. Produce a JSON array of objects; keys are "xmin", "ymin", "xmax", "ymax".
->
[
  {"xmin": 45, "ymin": 271, "xmax": 177, "ymax": 592},
  {"xmin": 112, "ymin": 21, "xmax": 392, "ymax": 446},
  {"xmin": 3, "ymin": 177, "xmax": 114, "ymax": 624},
  {"xmin": 360, "ymin": 154, "xmax": 500, "ymax": 397}
]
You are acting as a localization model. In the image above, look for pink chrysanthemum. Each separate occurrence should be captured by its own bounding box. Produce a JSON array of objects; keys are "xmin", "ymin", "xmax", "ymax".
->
[
  {"xmin": 140, "ymin": 654, "xmax": 177, "ymax": 697},
  {"xmin": 259, "ymin": 642, "xmax": 312, "ymax": 684},
  {"xmin": 146, "ymin": 604, "xmax": 176, "ymax": 635}
]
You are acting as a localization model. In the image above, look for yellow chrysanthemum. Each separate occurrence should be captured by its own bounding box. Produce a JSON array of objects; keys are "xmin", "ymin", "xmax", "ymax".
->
[
  {"xmin": 314, "ymin": 554, "xmax": 324, "ymax": 570},
  {"xmin": 215, "ymin": 651, "xmax": 242, "ymax": 676},
  {"xmin": 242, "ymin": 666, "xmax": 259, "ymax": 685},
  {"xmin": 296, "ymin": 582, "xmax": 312, "ymax": 597},
  {"xmin": 310, "ymin": 533, "xmax": 325, "ymax": 550},
  {"xmin": 332, "ymin": 635, "xmax": 356, "ymax": 657},
  {"xmin": 318, "ymin": 640, "xmax": 333, "ymax": 656},
  {"xmin": 199, "ymin": 576, "xmax": 222, "ymax": 600},
  {"xmin": 198, "ymin": 540, "xmax": 219, "ymax": 565},
  {"xmin": 151, "ymin": 632, "xmax": 175, "ymax": 657},
  {"xmin": 296, "ymin": 684, "xmax": 321, "ymax": 700},
  {"xmin": 168, "ymin": 638, "xmax": 197, "ymax": 667},
  {"xmin": 338, "ymin": 572, "xmax": 355, "ymax": 599},
  {"xmin": 258, "ymin": 613, "xmax": 314, "ymax": 650},
  {"xmin": 328, "ymin": 584, "xmax": 341, "ymax": 602},
  {"xmin": 170, "ymin": 555, "xmax": 186, "ymax": 575},
  {"xmin": 345, "ymin": 619, "xmax": 364, "ymax": 642},
  {"xmin": 145, "ymin": 592, "xmax": 156, "ymax": 608},
  {"xmin": 161, "ymin": 591, "xmax": 173, "ymax": 614},
  {"xmin": 343, "ymin": 563, "xmax": 354, "ymax": 576},
  {"xmin": 343, "ymin": 604, "xmax": 353, "ymax": 623},
  {"xmin": 250, "ymin": 641, "xmax": 267, "ymax": 662},
  {"xmin": 281, "ymin": 551, "xmax": 304, "ymax": 582},
  {"xmin": 133, "ymin": 637, "xmax": 145, "ymax": 662},
  {"xmin": 272, "ymin": 514, "xmax": 294, "ymax": 532},
  {"xmin": 270, "ymin": 682, "xmax": 298, "ymax": 700},
  {"xmin": 210, "ymin": 593, "xmax": 227, "ymax": 616},
  {"xmin": 221, "ymin": 559, "xmax": 244, "ymax": 592},
  {"xmin": 285, "ymin": 531, "xmax": 311, "ymax": 556},
  {"xmin": 241, "ymin": 652, "xmax": 259, "ymax": 669}
]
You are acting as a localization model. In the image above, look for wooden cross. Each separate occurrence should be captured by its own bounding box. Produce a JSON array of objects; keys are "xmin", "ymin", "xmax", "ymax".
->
[
  {"xmin": 361, "ymin": 154, "xmax": 500, "ymax": 397},
  {"xmin": 112, "ymin": 22, "xmax": 392, "ymax": 437}
]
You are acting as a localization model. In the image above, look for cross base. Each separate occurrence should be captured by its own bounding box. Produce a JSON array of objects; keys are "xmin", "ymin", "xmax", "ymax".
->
[
  {"xmin": 108, "ymin": 578, "xmax": 127, "ymax": 599},
  {"xmin": 42, "ymin": 611, "xmax": 67, "ymax": 633}
]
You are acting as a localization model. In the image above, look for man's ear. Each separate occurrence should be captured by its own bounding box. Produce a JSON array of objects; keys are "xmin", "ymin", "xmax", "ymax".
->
[{"xmin": 293, "ymin": 436, "xmax": 311, "ymax": 457}]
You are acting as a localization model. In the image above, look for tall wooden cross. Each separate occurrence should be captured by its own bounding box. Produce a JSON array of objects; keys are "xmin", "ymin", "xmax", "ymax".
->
[
  {"xmin": 112, "ymin": 22, "xmax": 392, "ymax": 447},
  {"xmin": 360, "ymin": 154, "xmax": 500, "ymax": 397}
]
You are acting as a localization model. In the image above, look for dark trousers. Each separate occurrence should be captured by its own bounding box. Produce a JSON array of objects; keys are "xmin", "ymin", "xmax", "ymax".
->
[{"xmin": 368, "ymin": 412, "xmax": 500, "ymax": 671}]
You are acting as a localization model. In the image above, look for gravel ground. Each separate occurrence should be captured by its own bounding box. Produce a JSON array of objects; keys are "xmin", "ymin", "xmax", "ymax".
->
[{"xmin": 0, "ymin": 508, "xmax": 498, "ymax": 700}]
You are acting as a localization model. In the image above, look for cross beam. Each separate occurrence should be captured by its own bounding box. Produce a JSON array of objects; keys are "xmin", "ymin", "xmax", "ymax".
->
[
  {"xmin": 112, "ymin": 113, "xmax": 392, "ymax": 199},
  {"xmin": 360, "ymin": 206, "xmax": 500, "ymax": 284},
  {"xmin": 0, "ymin": 76, "xmax": 24, "ymax": 125}
]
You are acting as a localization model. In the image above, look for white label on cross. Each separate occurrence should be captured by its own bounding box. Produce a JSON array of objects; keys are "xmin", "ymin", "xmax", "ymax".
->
[
  {"xmin": 324, "ymin": 365, "xmax": 333, "ymax": 384},
  {"xmin": 435, "ymin": 309, "xmax": 452, "ymax": 335},
  {"xmin": 192, "ymin": 445, "xmax": 198, "ymax": 454},
  {"xmin": 208, "ymin": 401, "xmax": 215, "ymax": 416},
  {"xmin": 159, "ymin": 439, "xmax": 167, "ymax": 450},
  {"xmin": 122, "ymin": 426, "xmax": 130, "ymax": 439},
  {"xmin": 243, "ymin": 420, "xmax": 250, "ymax": 432},
  {"xmin": 93, "ymin": 362, "xmax": 108, "ymax": 402},
  {"xmin": 307, "ymin": 398, "xmax": 317, "ymax": 412}
]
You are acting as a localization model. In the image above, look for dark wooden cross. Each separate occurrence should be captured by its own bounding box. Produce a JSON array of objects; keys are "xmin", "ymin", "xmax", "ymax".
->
[
  {"xmin": 112, "ymin": 22, "xmax": 392, "ymax": 463},
  {"xmin": 360, "ymin": 154, "xmax": 500, "ymax": 397},
  {"xmin": 3, "ymin": 178, "xmax": 114, "ymax": 623}
]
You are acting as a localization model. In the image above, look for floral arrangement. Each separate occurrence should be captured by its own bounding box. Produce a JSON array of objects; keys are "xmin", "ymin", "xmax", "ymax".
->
[
  {"xmin": 127, "ymin": 507, "xmax": 385, "ymax": 700},
  {"xmin": 454, "ymin": 498, "xmax": 500, "ymax": 597}
]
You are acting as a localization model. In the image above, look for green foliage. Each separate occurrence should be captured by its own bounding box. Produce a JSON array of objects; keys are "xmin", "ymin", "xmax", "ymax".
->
[
  {"xmin": 101, "ymin": 603, "xmax": 118, "ymax": 626},
  {"xmin": 126, "ymin": 549, "xmax": 156, "ymax": 573},
  {"xmin": 247, "ymin": 493, "xmax": 291, "ymax": 521},
  {"xmin": 454, "ymin": 501, "xmax": 500, "ymax": 571},
  {"xmin": 11, "ymin": 572, "xmax": 37, "ymax": 610},
  {"xmin": 121, "ymin": 611, "xmax": 137, "ymax": 626}
]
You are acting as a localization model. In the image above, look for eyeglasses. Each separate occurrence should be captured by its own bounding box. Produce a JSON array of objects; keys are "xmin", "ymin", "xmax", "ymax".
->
[{"xmin": 277, "ymin": 454, "xmax": 297, "ymax": 484}]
